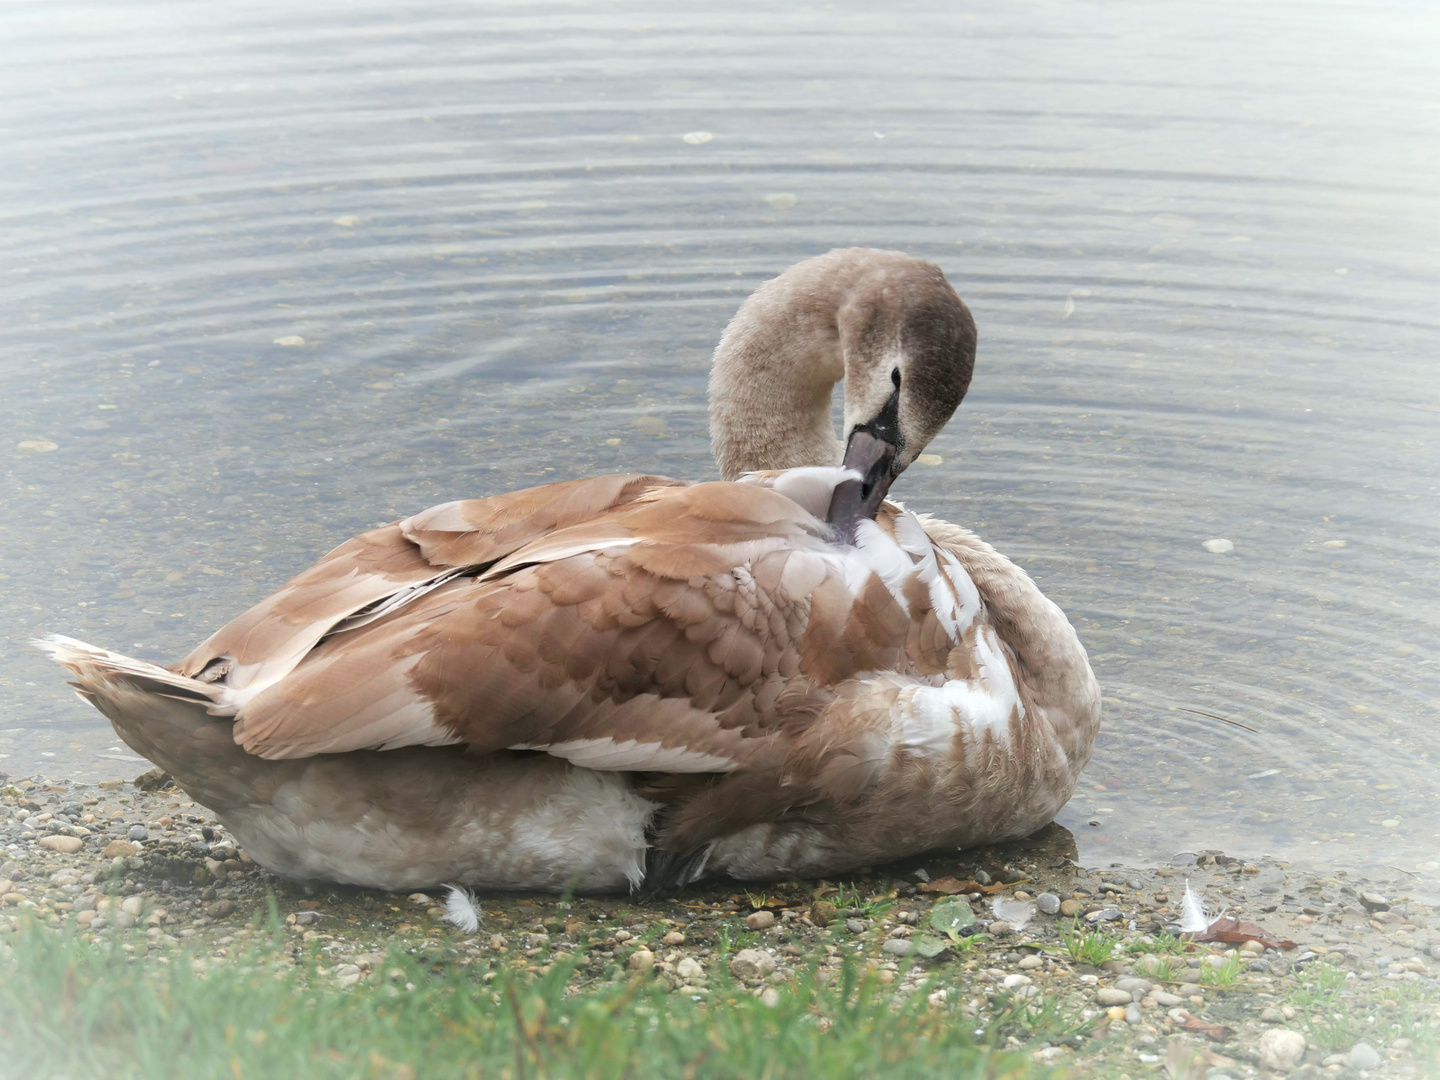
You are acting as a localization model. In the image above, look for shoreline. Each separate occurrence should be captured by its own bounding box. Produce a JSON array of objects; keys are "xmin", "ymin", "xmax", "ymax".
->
[{"xmin": 3, "ymin": 771, "xmax": 1439, "ymax": 1077}]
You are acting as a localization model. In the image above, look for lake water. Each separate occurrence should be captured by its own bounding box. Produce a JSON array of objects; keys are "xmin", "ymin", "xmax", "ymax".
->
[{"xmin": 3, "ymin": 1, "xmax": 1437, "ymax": 883}]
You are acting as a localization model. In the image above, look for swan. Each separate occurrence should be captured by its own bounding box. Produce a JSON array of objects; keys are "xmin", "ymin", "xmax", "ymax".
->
[{"xmin": 39, "ymin": 248, "xmax": 1100, "ymax": 895}]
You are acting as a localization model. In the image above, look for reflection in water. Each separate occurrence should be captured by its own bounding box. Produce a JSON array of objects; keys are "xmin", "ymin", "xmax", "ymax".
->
[{"xmin": 1, "ymin": 2, "xmax": 1436, "ymax": 881}]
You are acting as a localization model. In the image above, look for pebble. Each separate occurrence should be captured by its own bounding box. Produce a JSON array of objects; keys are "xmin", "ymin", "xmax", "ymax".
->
[
  {"xmin": 102, "ymin": 840, "xmax": 139, "ymax": 858},
  {"xmin": 1133, "ymin": 955, "xmax": 1166, "ymax": 975},
  {"xmin": 1150, "ymin": 990, "xmax": 1185, "ymax": 1007},
  {"xmin": 809, "ymin": 900, "xmax": 837, "ymax": 927},
  {"xmin": 1359, "ymin": 891, "xmax": 1389, "ymax": 911},
  {"xmin": 1085, "ymin": 906, "xmax": 1122, "ymax": 922},
  {"xmin": 1124, "ymin": 1003, "xmax": 1142, "ymax": 1025},
  {"xmin": 1258, "ymin": 1029, "xmax": 1306, "ymax": 1071},
  {"xmin": 744, "ymin": 910, "xmax": 776, "ymax": 931},
  {"xmin": 1202, "ymin": 538, "xmax": 1234, "ymax": 554},
  {"xmin": 128, "ymin": 825, "xmax": 149, "ymax": 842},
  {"xmin": 1036, "ymin": 892, "xmax": 1061, "ymax": 915},
  {"xmin": 759, "ymin": 987, "xmax": 780, "ymax": 1008},
  {"xmin": 120, "ymin": 895, "xmax": 144, "ymax": 916},
  {"xmin": 89, "ymin": 916, "xmax": 108, "ymax": 930},
  {"xmin": 881, "ymin": 939, "xmax": 914, "ymax": 957},
  {"xmin": 1259, "ymin": 1006, "xmax": 1285, "ymax": 1022},
  {"xmin": 38, "ymin": 835, "xmax": 83, "ymax": 854},
  {"xmin": 1001, "ymin": 974, "xmax": 1031, "ymax": 989},
  {"xmin": 1348, "ymin": 1042, "xmax": 1382, "ymax": 1070},
  {"xmin": 1114, "ymin": 977, "xmax": 1151, "ymax": 995},
  {"xmin": 1059, "ymin": 899, "xmax": 1082, "ymax": 917},
  {"xmin": 627, "ymin": 948, "xmax": 655, "ymax": 971},
  {"xmin": 845, "ymin": 918, "xmax": 867, "ymax": 934},
  {"xmin": 661, "ymin": 931, "xmax": 685, "ymax": 946},
  {"xmin": 1096, "ymin": 988, "xmax": 1133, "ymax": 1007},
  {"xmin": 729, "ymin": 949, "xmax": 776, "ymax": 979},
  {"xmin": 675, "ymin": 957, "xmax": 705, "ymax": 981},
  {"xmin": 292, "ymin": 911, "xmax": 320, "ymax": 926},
  {"xmin": 334, "ymin": 964, "xmax": 362, "ymax": 988},
  {"xmin": 1018, "ymin": 955, "xmax": 1043, "ymax": 970}
]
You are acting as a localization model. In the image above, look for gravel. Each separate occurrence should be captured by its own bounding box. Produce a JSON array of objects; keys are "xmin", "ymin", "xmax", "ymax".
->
[{"xmin": 3, "ymin": 773, "xmax": 1438, "ymax": 1078}]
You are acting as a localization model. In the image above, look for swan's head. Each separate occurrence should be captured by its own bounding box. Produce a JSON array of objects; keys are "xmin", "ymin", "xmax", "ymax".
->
[
  {"xmin": 708, "ymin": 248, "xmax": 976, "ymax": 532},
  {"xmin": 826, "ymin": 251, "xmax": 977, "ymax": 535}
]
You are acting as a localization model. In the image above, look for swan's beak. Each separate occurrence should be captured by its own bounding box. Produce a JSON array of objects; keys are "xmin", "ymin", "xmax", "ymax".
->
[{"xmin": 825, "ymin": 429, "xmax": 897, "ymax": 543}]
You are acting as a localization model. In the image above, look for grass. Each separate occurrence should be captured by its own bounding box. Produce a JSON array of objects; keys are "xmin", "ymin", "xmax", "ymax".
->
[
  {"xmin": 0, "ymin": 919, "xmax": 1046, "ymax": 1080},
  {"xmin": 831, "ymin": 884, "xmax": 896, "ymax": 921},
  {"xmin": 1055, "ymin": 920, "xmax": 1121, "ymax": 967},
  {"xmin": 1198, "ymin": 953, "xmax": 1244, "ymax": 989}
]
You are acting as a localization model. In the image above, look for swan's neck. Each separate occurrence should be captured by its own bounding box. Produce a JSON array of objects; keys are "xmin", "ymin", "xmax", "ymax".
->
[{"xmin": 708, "ymin": 268, "xmax": 856, "ymax": 479}]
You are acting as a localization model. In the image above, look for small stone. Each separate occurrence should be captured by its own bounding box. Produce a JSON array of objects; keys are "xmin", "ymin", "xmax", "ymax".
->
[
  {"xmin": 1115, "ymin": 977, "xmax": 1152, "ymax": 995},
  {"xmin": 675, "ymin": 957, "xmax": 705, "ymax": 981},
  {"xmin": 1259, "ymin": 1006, "xmax": 1285, "ymax": 1022},
  {"xmin": 1105, "ymin": 1006, "xmax": 1128, "ymax": 1022},
  {"xmin": 1202, "ymin": 538, "xmax": 1234, "ymax": 554},
  {"xmin": 1018, "ymin": 955, "xmax": 1043, "ymax": 970},
  {"xmin": 627, "ymin": 948, "xmax": 655, "ymax": 971},
  {"xmin": 1001, "ymin": 973, "xmax": 1032, "ymax": 989},
  {"xmin": 881, "ymin": 938, "xmax": 914, "ymax": 957},
  {"xmin": 1124, "ymin": 1003, "xmax": 1142, "ymax": 1025},
  {"xmin": 1258, "ymin": 1029, "xmax": 1306, "ymax": 1071},
  {"xmin": 1036, "ymin": 892, "xmax": 1061, "ymax": 915},
  {"xmin": 38, "ymin": 835, "xmax": 83, "ymax": 853},
  {"xmin": 745, "ymin": 910, "xmax": 775, "ymax": 931},
  {"xmin": 102, "ymin": 840, "xmax": 138, "ymax": 858},
  {"xmin": 292, "ymin": 911, "xmax": 320, "ymax": 926},
  {"xmin": 407, "ymin": 892, "xmax": 432, "ymax": 905},
  {"xmin": 845, "ymin": 918, "xmax": 867, "ymax": 934},
  {"xmin": 1059, "ymin": 899, "xmax": 1082, "ymax": 917},
  {"xmin": 89, "ymin": 916, "xmax": 108, "ymax": 930},
  {"xmin": 1096, "ymin": 988, "xmax": 1133, "ymax": 1007},
  {"xmin": 661, "ymin": 931, "xmax": 685, "ymax": 946},
  {"xmin": 729, "ymin": 948, "xmax": 776, "ymax": 979},
  {"xmin": 75, "ymin": 910, "xmax": 97, "ymax": 926},
  {"xmin": 128, "ymin": 825, "xmax": 148, "ymax": 842},
  {"xmin": 120, "ymin": 895, "xmax": 144, "ymax": 917},
  {"xmin": 912, "ymin": 868, "xmax": 931, "ymax": 882},
  {"xmin": 335, "ymin": 963, "xmax": 362, "ymax": 988},
  {"xmin": 1086, "ymin": 906, "xmax": 1122, "ymax": 922},
  {"xmin": 1134, "ymin": 955, "xmax": 1166, "ymax": 975},
  {"xmin": 1348, "ymin": 1043, "xmax": 1382, "ymax": 1070},
  {"xmin": 973, "ymin": 870, "xmax": 992, "ymax": 886},
  {"xmin": 809, "ymin": 900, "xmax": 837, "ymax": 927},
  {"xmin": 204, "ymin": 899, "xmax": 236, "ymax": 917},
  {"xmin": 1359, "ymin": 891, "xmax": 1389, "ymax": 912},
  {"xmin": 1151, "ymin": 991, "xmax": 1185, "ymax": 1007},
  {"xmin": 113, "ymin": 911, "xmax": 136, "ymax": 929},
  {"xmin": 759, "ymin": 987, "xmax": 780, "ymax": 1008}
]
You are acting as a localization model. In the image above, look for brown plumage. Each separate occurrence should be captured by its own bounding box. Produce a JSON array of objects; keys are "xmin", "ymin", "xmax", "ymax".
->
[{"xmin": 39, "ymin": 249, "xmax": 1100, "ymax": 894}]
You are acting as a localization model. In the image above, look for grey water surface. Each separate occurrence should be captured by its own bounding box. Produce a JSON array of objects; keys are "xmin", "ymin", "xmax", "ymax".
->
[{"xmin": 2, "ymin": 0, "xmax": 1437, "ymax": 882}]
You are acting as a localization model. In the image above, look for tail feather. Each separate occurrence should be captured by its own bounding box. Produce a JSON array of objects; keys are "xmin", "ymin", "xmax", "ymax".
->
[{"xmin": 34, "ymin": 634, "xmax": 224, "ymax": 708}]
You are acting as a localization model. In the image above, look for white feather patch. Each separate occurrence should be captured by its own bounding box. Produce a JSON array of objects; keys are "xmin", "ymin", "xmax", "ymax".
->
[
  {"xmin": 442, "ymin": 885, "xmax": 483, "ymax": 934},
  {"xmin": 764, "ymin": 466, "xmax": 861, "ymax": 519},
  {"xmin": 510, "ymin": 737, "xmax": 736, "ymax": 773},
  {"xmin": 1179, "ymin": 880, "xmax": 1214, "ymax": 934},
  {"xmin": 991, "ymin": 896, "xmax": 1036, "ymax": 930}
]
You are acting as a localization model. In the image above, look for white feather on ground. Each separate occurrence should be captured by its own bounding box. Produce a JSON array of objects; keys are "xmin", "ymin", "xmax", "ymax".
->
[
  {"xmin": 991, "ymin": 896, "xmax": 1036, "ymax": 930},
  {"xmin": 1178, "ymin": 880, "xmax": 1216, "ymax": 934},
  {"xmin": 442, "ymin": 885, "xmax": 482, "ymax": 934}
]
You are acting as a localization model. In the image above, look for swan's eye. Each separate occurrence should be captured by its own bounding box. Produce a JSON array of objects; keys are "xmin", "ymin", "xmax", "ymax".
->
[{"xmin": 890, "ymin": 368, "xmax": 901, "ymax": 389}]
